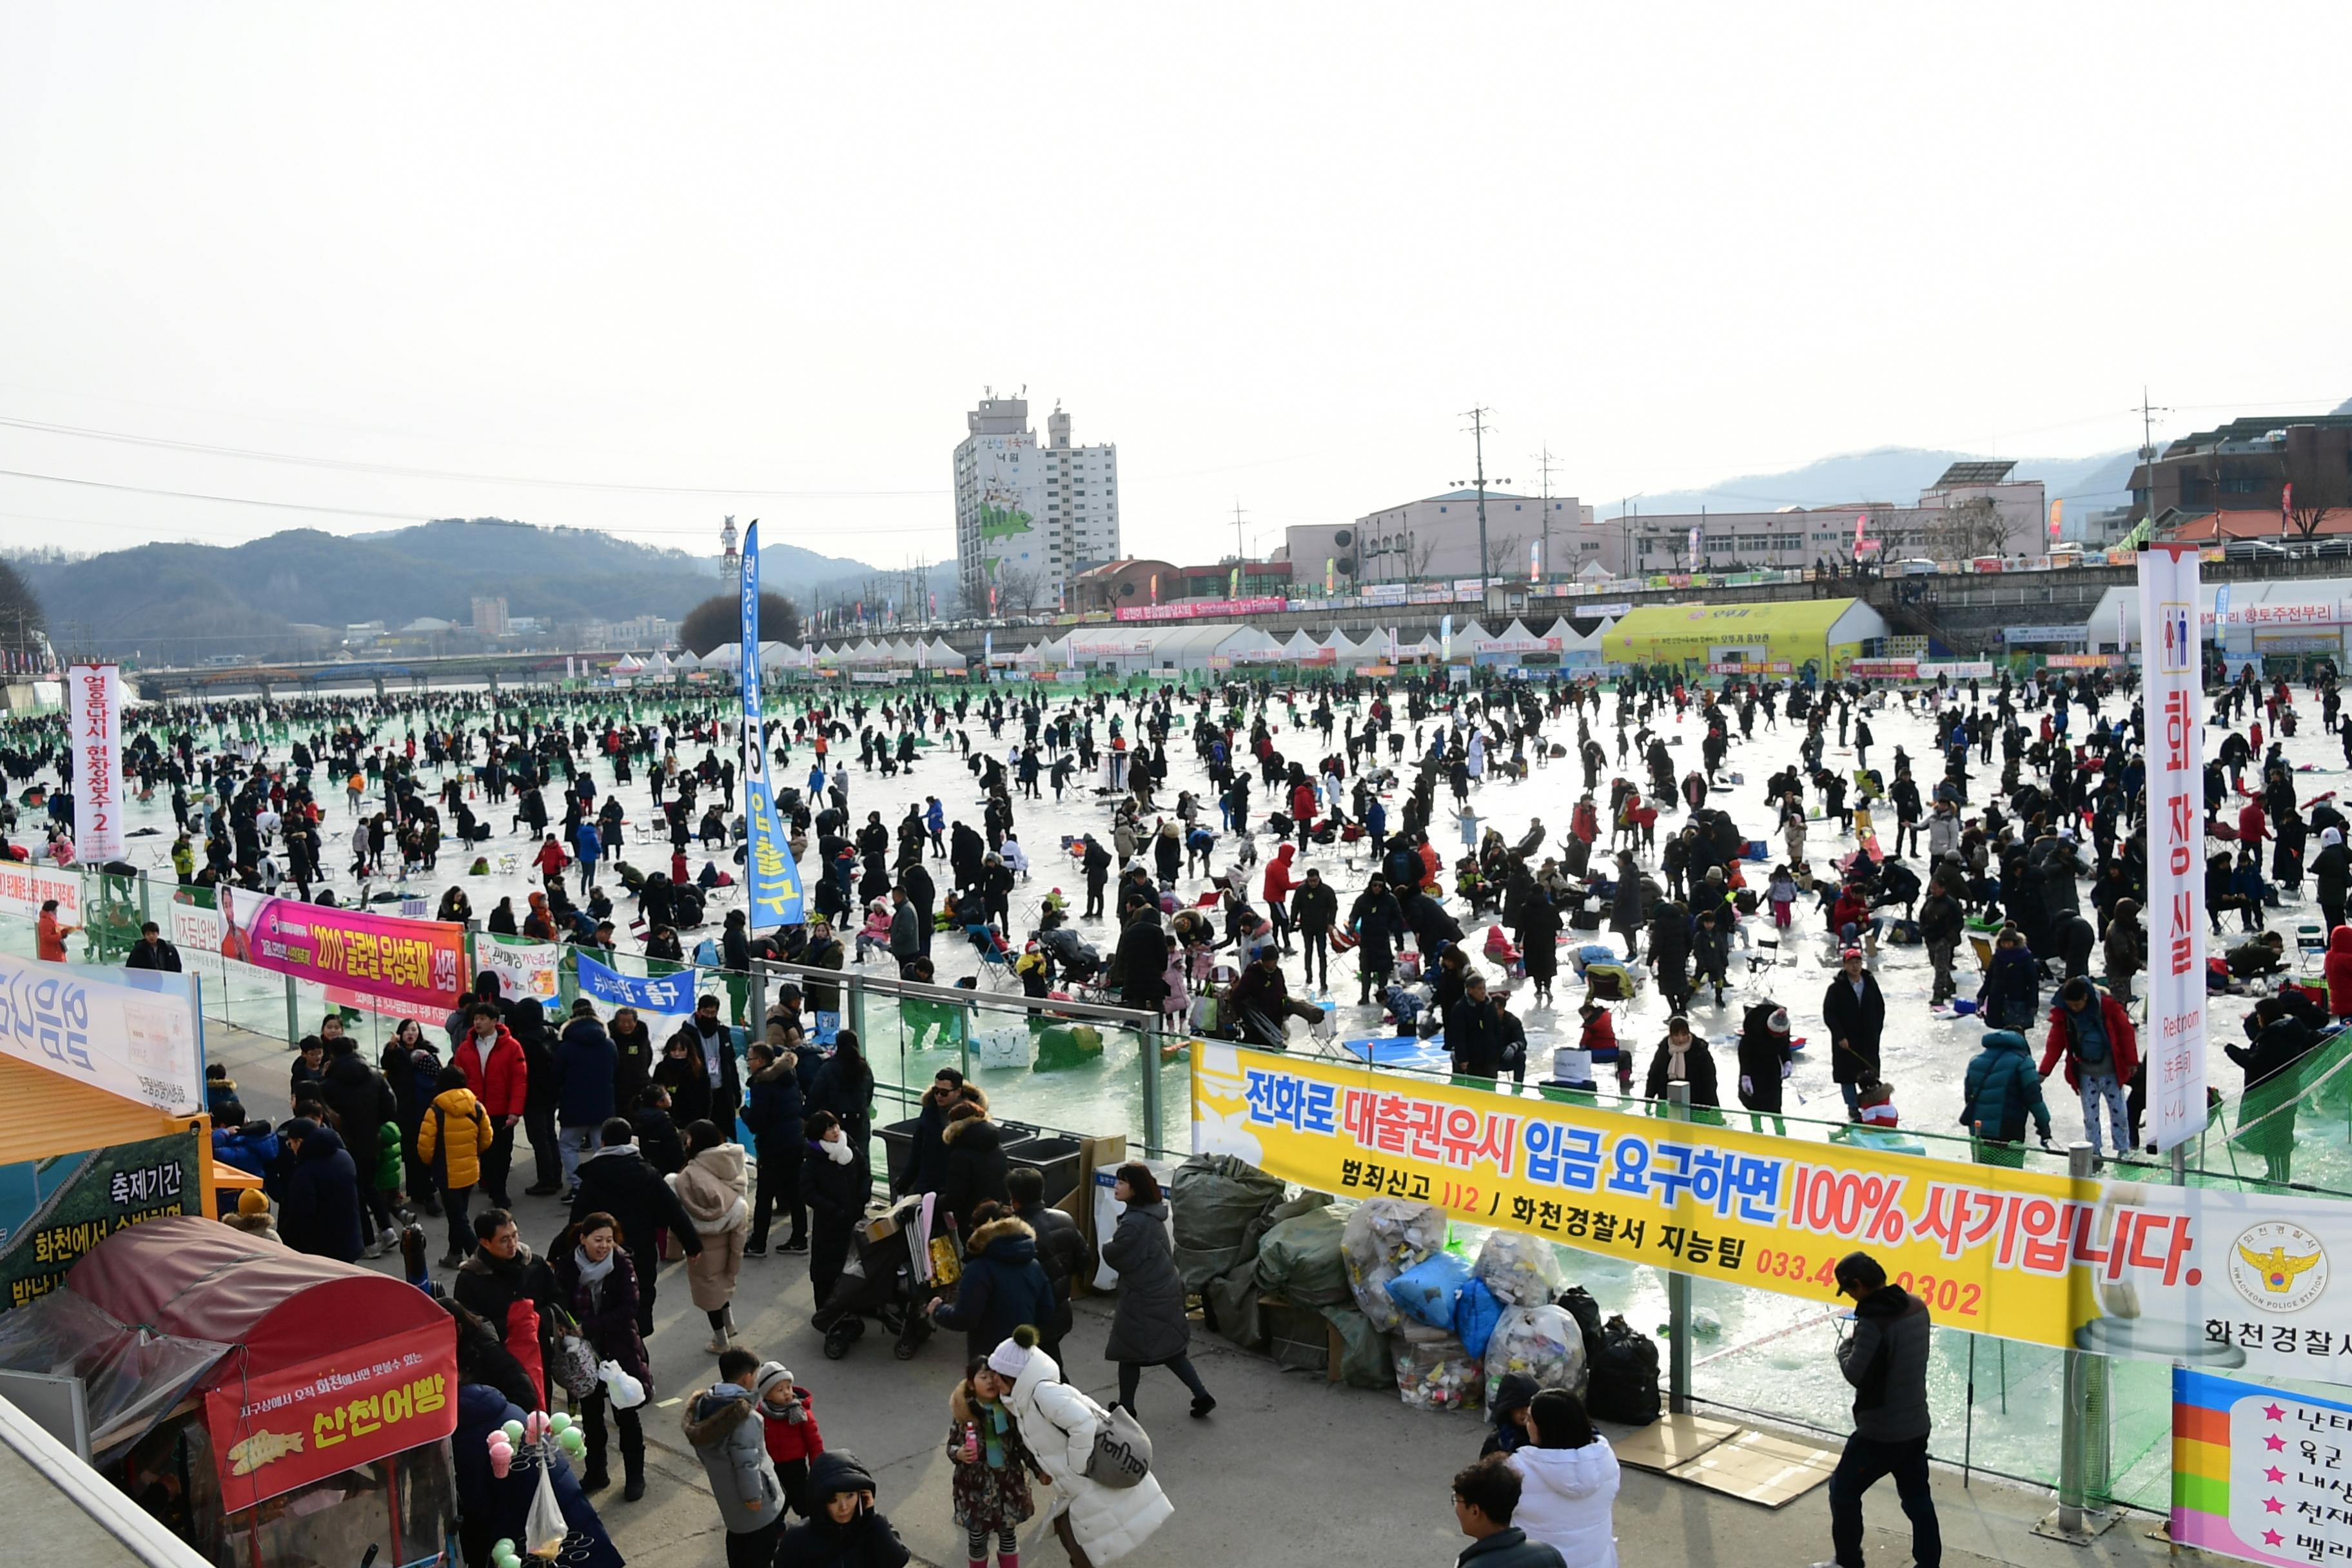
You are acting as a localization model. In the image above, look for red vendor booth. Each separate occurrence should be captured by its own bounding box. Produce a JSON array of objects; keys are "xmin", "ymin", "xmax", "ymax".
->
[{"xmin": 50, "ymin": 1215, "xmax": 460, "ymax": 1567}]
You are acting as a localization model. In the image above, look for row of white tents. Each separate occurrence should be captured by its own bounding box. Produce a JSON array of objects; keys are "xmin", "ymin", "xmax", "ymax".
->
[{"xmin": 629, "ymin": 616, "xmax": 1614, "ymax": 680}]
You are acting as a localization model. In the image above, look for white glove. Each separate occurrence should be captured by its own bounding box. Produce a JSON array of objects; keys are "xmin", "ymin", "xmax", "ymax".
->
[
  {"xmin": 1739, "ymin": 1075, "xmax": 1754, "ymax": 1097},
  {"xmin": 1781, "ymin": 1060, "xmax": 1794, "ymax": 1079}
]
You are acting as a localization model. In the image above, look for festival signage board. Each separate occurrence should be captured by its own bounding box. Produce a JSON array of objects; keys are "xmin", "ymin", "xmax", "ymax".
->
[
  {"xmin": 0, "ymin": 863, "xmax": 84, "ymax": 925},
  {"xmin": 213, "ymin": 887, "xmax": 467, "ymax": 1014},
  {"xmin": 474, "ymin": 934, "xmax": 562, "ymax": 1014},
  {"xmin": 739, "ymin": 522, "xmax": 803, "ymax": 933},
  {"xmin": 1114, "ymin": 596, "xmax": 1287, "ymax": 623},
  {"xmin": 0, "ymin": 951, "xmax": 202, "ymax": 1115},
  {"xmin": 2173, "ymin": 1369, "xmax": 2352, "ymax": 1566},
  {"xmin": 1193, "ymin": 1045, "xmax": 2352, "ymax": 1386},
  {"xmin": 204, "ymin": 1318, "xmax": 458, "ymax": 1511},
  {"xmin": 1848, "ymin": 659, "xmax": 1919, "ymax": 680},
  {"xmin": 0, "ymin": 1130, "xmax": 201, "ymax": 1312},
  {"xmin": 575, "ymin": 951, "xmax": 700, "ymax": 1018},
  {"xmin": 69, "ymin": 664, "xmax": 123, "ymax": 865},
  {"xmin": 2139, "ymin": 544, "xmax": 2208, "ymax": 1152}
]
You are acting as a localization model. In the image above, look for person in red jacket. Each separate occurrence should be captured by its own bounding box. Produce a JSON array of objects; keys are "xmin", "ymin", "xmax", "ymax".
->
[
  {"xmin": 455, "ymin": 1002, "xmax": 529, "ymax": 1207},
  {"xmin": 533, "ymin": 833, "xmax": 568, "ymax": 883},
  {"xmin": 1261, "ymin": 843, "xmax": 1302, "ymax": 955},
  {"xmin": 2238, "ymin": 798, "xmax": 2269, "ymax": 854},
  {"xmin": 2038, "ymin": 977, "xmax": 2140, "ymax": 1160},
  {"xmin": 1289, "ymin": 777, "xmax": 1318, "ymax": 853},
  {"xmin": 2325, "ymin": 927, "xmax": 2352, "ymax": 1019},
  {"xmin": 755, "ymin": 1366, "xmax": 825, "ymax": 1520}
]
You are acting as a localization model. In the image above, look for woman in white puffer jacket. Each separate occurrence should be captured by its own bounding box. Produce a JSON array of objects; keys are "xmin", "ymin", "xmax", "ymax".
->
[
  {"xmin": 1507, "ymin": 1389, "xmax": 1620, "ymax": 1568},
  {"xmin": 995, "ymin": 1328, "xmax": 1173, "ymax": 1567}
]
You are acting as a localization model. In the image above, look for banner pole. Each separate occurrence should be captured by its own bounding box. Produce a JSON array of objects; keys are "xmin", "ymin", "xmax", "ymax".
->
[
  {"xmin": 2057, "ymin": 1139, "xmax": 2095, "ymax": 1538},
  {"xmin": 1666, "ymin": 1083, "xmax": 1692, "ymax": 1416}
]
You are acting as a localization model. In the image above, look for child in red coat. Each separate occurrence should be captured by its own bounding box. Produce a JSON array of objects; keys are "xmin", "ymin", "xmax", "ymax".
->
[{"xmin": 757, "ymin": 1367, "xmax": 825, "ymax": 1519}]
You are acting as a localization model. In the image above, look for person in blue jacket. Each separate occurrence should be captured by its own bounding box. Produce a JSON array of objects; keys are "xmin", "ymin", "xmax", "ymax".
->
[
  {"xmin": 928, "ymin": 1202, "xmax": 1059, "ymax": 1365},
  {"xmin": 455, "ymin": 1375, "xmax": 621, "ymax": 1568},
  {"xmin": 1959, "ymin": 1028, "xmax": 2054, "ymax": 1167},
  {"xmin": 278, "ymin": 1117, "xmax": 365, "ymax": 1263},
  {"xmin": 554, "ymin": 1001, "xmax": 619, "ymax": 1199}
]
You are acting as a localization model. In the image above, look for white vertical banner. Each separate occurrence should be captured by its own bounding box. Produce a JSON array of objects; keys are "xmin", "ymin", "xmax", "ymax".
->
[
  {"xmin": 70, "ymin": 663, "xmax": 123, "ymax": 865},
  {"xmin": 2139, "ymin": 544, "xmax": 2208, "ymax": 1153}
]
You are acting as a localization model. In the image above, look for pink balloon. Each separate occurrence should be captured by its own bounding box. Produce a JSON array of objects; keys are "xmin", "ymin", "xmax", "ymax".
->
[{"xmin": 489, "ymin": 1451, "xmax": 511, "ymax": 1478}]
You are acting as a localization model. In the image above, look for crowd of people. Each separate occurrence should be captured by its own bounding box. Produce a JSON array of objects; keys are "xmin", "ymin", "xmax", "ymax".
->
[{"xmin": 8, "ymin": 647, "xmax": 2348, "ymax": 1567}]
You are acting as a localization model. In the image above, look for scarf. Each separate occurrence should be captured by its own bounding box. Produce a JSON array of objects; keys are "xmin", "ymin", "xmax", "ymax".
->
[
  {"xmin": 816, "ymin": 1136, "xmax": 853, "ymax": 1166},
  {"xmin": 573, "ymin": 1245, "xmax": 617, "ymax": 1306},
  {"xmin": 975, "ymin": 1395, "xmax": 1012, "ymax": 1470}
]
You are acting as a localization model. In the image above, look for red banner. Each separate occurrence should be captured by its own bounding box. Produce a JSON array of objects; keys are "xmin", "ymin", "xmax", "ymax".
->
[
  {"xmin": 214, "ymin": 887, "xmax": 468, "ymax": 1012},
  {"xmin": 205, "ymin": 1320, "xmax": 458, "ymax": 1511}
]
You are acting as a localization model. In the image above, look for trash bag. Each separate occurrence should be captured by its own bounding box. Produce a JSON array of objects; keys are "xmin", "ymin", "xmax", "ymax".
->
[
  {"xmin": 1453, "ymin": 1277, "xmax": 1504, "ymax": 1360},
  {"xmin": 1387, "ymin": 1250, "xmax": 1473, "ymax": 1331},
  {"xmin": 1203, "ymin": 1260, "xmax": 1267, "ymax": 1353},
  {"xmin": 1556, "ymin": 1285, "xmax": 1603, "ymax": 1349},
  {"xmin": 1170, "ymin": 1154, "xmax": 1289, "ymax": 1293},
  {"xmin": 1253, "ymin": 1204, "xmax": 1350, "ymax": 1307},
  {"xmin": 1343, "ymin": 1199, "xmax": 1448, "ymax": 1331},
  {"xmin": 1474, "ymin": 1231, "xmax": 1567, "ymax": 1308},
  {"xmin": 1585, "ymin": 1314, "xmax": 1662, "ymax": 1427},
  {"xmin": 1318, "ymin": 1305, "xmax": 1396, "ymax": 1390},
  {"xmin": 1393, "ymin": 1321, "xmax": 1484, "ymax": 1412},
  {"xmin": 1482, "ymin": 1304, "xmax": 1587, "ymax": 1407}
]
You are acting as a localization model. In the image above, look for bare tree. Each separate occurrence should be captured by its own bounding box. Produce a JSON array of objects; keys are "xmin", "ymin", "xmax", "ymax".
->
[
  {"xmin": 1408, "ymin": 533, "xmax": 1441, "ymax": 583},
  {"xmin": 1918, "ymin": 498, "xmax": 2010, "ymax": 560},
  {"xmin": 992, "ymin": 563, "xmax": 1047, "ymax": 618},
  {"xmin": 1481, "ymin": 531, "xmax": 1525, "ymax": 584}
]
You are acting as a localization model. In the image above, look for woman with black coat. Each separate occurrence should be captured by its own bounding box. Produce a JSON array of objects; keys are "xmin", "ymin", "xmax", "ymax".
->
[
  {"xmin": 801, "ymin": 1112, "xmax": 867, "ymax": 1308},
  {"xmin": 550, "ymin": 1213, "xmax": 651, "ymax": 1500},
  {"xmin": 1102, "ymin": 1162, "xmax": 1214, "ymax": 1418},
  {"xmin": 938, "ymin": 1102, "xmax": 1009, "ymax": 1238},
  {"xmin": 1734, "ymin": 1003, "xmax": 1792, "ymax": 1132},
  {"xmin": 652, "ymin": 1030, "xmax": 712, "ymax": 1128},
  {"xmin": 742, "ymin": 1043, "xmax": 807, "ymax": 1257},
  {"xmin": 1643, "ymin": 1015, "xmax": 1721, "ymax": 1109}
]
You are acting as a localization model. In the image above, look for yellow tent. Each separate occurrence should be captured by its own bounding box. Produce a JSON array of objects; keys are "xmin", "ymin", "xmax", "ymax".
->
[{"xmin": 1601, "ymin": 598, "xmax": 1888, "ymax": 675}]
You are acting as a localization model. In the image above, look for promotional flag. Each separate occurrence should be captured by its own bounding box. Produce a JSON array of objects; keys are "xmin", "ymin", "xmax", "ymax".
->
[
  {"xmin": 2283, "ymin": 482, "xmax": 2295, "ymax": 541},
  {"xmin": 69, "ymin": 663, "xmax": 123, "ymax": 863},
  {"xmin": 1230, "ymin": 567, "xmax": 1240, "ymax": 598},
  {"xmin": 740, "ymin": 523, "xmax": 803, "ymax": 932},
  {"xmin": 2049, "ymin": 498, "xmax": 2064, "ymax": 541},
  {"xmin": 1325, "ymin": 557, "xmax": 1335, "ymax": 596},
  {"xmin": 2138, "ymin": 544, "xmax": 2208, "ymax": 1152},
  {"xmin": 1688, "ymin": 526, "xmax": 1702, "ymax": 567},
  {"xmin": 1440, "ymin": 614, "xmax": 1453, "ymax": 660},
  {"xmin": 1530, "ymin": 539, "xmax": 1542, "ymax": 582}
]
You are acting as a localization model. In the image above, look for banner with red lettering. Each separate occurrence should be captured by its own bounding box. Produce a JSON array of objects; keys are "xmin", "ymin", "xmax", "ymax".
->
[
  {"xmin": 2139, "ymin": 543, "xmax": 2209, "ymax": 1152},
  {"xmin": 69, "ymin": 665, "xmax": 122, "ymax": 865},
  {"xmin": 213, "ymin": 887, "xmax": 467, "ymax": 1012},
  {"xmin": 205, "ymin": 1319, "xmax": 458, "ymax": 1510}
]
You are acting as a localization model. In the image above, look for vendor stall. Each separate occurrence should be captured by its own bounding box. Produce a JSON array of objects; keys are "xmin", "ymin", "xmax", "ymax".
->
[{"xmin": 3, "ymin": 1217, "xmax": 459, "ymax": 1568}]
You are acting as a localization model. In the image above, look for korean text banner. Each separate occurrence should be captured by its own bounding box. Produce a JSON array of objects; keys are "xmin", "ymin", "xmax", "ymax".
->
[
  {"xmin": 0, "ymin": 950, "xmax": 203, "ymax": 1115},
  {"xmin": 740, "ymin": 521, "xmax": 803, "ymax": 933},
  {"xmin": 2140, "ymin": 542, "xmax": 2210, "ymax": 1151},
  {"xmin": 576, "ymin": 950, "xmax": 700, "ymax": 1017},
  {"xmin": 205, "ymin": 1318, "xmax": 458, "ymax": 1511},
  {"xmin": 2172, "ymin": 1369, "xmax": 2352, "ymax": 1567},
  {"xmin": 215, "ymin": 886, "xmax": 467, "ymax": 1012},
  {"xmin": 475, "ymin": 933, "xmax": 562, "ymax": 1013},
  {"xmin": 0, "ymin": 863, "xmax": 82, "ymax": 925},
  {"xmin": 1194, "ymin": 1045, "xmax": 2352, "ymax": 1388},
  {"xmin": 0, "ymin": 1130, "xmax": 199, "ymax": 1312},
  {"xmin": 70, "ymin": 664, "xmax": 123, "ymax": 865}
]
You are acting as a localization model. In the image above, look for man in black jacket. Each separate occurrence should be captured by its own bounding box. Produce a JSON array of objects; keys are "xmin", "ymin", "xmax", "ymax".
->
[
  {"xmin": 1916, "ymin": 876, "xmax": 1965, "ymax": 1006},
  {"xmin": 1349, "ymin": 876, "xmax": 1407, "ymax": 1006},
  {"xmin": 570, "ymin": 1120, "xmax": 703, "ymax": 1335},
  {"xmin": 1822, "ymin": 948, "xmax": 1887, "ymax": 1121},
  {"xmin": 1823, "ymin": 1250, "xmax": 1939, "ymax": 1568},
  {"xmin": 124, "ymin": 921, "xmax": 182, "ymax": 971},
  {"xmin": 1446, "ymin": 974, "xmax": 1507, "ymax": 1082},
  {"xmin": 1291, "ymin": 868, "xmax": 1339, "ymax": 993},
  {"xmin": 1006, "ymin": 1166, "xmax": 1086, "ymax": 1365},
  {"xmin": 318, "ymin": 1036, "xmax": 399, "ymax": 1257}
]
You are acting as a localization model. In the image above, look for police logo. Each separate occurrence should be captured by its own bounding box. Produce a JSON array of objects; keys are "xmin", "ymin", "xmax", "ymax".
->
[{"xmin": 2228, "ymin": 1221, "xmax": 2328, "ymax": 1314}]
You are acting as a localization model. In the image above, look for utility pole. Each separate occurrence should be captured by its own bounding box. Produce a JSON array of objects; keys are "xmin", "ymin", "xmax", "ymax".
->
[
  {"xmin": 2134, "ymin": 387, "xmax": 2170, "ymax": 523},
  {"xmin": 1532, "ymin": 442, "xmax": 1561, "ymax": 582},
  {"xmin": 1231, "ymin": 500, "xmax": 1248, "ymax": 565},
  {"xmin": 1454, "ymin": 407, "xmax": 1509, "ymax": 605}
]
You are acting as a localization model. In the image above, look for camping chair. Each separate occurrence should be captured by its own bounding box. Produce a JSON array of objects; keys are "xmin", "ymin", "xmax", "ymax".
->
[
  {"xmin": 964, "ymin": 924, "xmax": 1020, "ymax": 990},
  {"xmin": 2297, "ymin": 922, "xmax": 2328, "ymax": 976}
]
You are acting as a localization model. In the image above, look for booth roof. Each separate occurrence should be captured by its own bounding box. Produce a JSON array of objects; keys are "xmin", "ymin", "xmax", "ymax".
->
[{"xmin": 66, "ymin": 1215, "xmax": 449, "ymax": 1381}]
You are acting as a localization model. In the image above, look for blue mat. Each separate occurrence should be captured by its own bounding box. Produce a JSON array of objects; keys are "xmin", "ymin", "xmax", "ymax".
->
[{"xmin": 1338, "ymin": 1034, "xmax": 1445, "ymax": 1064}]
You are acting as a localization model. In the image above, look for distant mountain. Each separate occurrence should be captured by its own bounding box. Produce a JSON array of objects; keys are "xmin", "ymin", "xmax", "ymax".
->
[
  {"xmin": 1604, "ymin": 446, "xmax": 2137, "ymax": 520},
  {"xmin": 18, "ymin": 518, "xmax": 888, "ymax": 665}
]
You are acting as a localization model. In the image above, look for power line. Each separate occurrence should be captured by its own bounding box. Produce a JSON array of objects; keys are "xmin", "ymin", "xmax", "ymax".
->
[{"xmin": 0, "ymin": 413, "xmax": 946, "ymax": 499}]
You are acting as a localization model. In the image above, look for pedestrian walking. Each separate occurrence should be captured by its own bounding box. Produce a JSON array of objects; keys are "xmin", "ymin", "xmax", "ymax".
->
[
  {"xmin": 551, "ymin": 1213, "xmax": 651, "ymax": 1502},
  {"xmin": 1816, "ymin": 1251, "xmax": 1939, "ymax": 1568},
  {"xmin": 1102, "ymin": 1163, "xmax": 1214, "ymax": 1418},
  {"xmin": 671, "ymin": 1118, "xmax": 752, "ymax": 1351},
  {"xmin": 685, "ymin": 1348, "xmax": 790, "ymax": 1568}
]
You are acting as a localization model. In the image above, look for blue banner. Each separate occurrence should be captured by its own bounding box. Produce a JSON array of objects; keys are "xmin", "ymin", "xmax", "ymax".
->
[
  {"xmin": 741, "ymin": 522, "xmax": 803, "ymax": 931},
  {"xmin": 575, "ymin": 951, "xmax": 701, "ymax": 1017}
]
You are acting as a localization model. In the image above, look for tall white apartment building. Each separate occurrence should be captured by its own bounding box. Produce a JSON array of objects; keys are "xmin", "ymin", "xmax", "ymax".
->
[{"xmin": 954, "ymin": 394, "xmax": 1119, "ymax": 614}]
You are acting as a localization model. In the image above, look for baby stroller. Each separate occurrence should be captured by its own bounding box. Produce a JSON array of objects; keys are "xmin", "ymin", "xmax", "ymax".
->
[
  {"xmin": 811, "ymin": 1194, "xmax": 941, "ymax": 1361},
  {"xmin": 1035, "ymin": 923, "xmax": 1102, "ymax": 986}
]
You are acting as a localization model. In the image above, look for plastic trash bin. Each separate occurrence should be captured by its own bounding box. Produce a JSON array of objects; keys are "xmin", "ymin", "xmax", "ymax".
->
[
  {"xmin": 878, "ymin": 1116, "xmax": 927, "ymax": 1195},
  {"xmin": 1003, "ymin": 1133, "xmax": 1084, "ymax": 1208}
]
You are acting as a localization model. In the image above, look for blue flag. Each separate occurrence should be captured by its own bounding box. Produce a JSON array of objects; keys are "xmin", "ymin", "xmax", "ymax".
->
[
  {"xmin": 741, "ymin": 522, "xmax": 803, "ymax": 931},
  {"xmin": 576, "ymin": 951, "xmax": 700, "ymax": 1017}
]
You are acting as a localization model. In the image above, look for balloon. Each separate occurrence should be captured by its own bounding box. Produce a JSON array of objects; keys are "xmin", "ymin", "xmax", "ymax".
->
[
  {"xmin": 492, "ymin": 1540, "xmax": 515, "ymax": 1558},
  {"xmin": 502, "ymin": 1420, "xmax": 525, "ymax": 1444},
  {"xmin": 524, "ymin": 1412, "xmax": 545, "ymax": 1441},
  {"xmin": 549, "ymin": 1412, "xmax": 572, "ymax": 1435},
  {"xmin": 489, "ymin": 1450, "xmax": 511, "ymax": 1479}
]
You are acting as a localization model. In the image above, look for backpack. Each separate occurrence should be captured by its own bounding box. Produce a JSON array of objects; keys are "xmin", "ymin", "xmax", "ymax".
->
[{"xmin": 1583, "ymin": 1314, "xmax": 1662, "ymax": 1427}]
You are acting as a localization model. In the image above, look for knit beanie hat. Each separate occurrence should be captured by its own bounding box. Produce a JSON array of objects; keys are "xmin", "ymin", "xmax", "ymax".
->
[
  {"xmin": 988, "ymin": 1325, "xmax": 1039, "ymax": 1380},
  {"xmin": 237, "ymin": 1188, "xmax": 271, "ymax": 1217}
]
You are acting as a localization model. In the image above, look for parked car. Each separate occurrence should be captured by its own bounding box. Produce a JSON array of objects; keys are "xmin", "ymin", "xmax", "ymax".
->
[{"xmin": 2224, "ymin": 538, "xmax": 2290, "ymax": 562}]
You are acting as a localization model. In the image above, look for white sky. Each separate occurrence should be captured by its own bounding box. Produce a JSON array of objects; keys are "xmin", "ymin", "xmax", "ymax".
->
[{"xmin": 1, "ymin": 3, "xmax": 2346, "ymax": 573}]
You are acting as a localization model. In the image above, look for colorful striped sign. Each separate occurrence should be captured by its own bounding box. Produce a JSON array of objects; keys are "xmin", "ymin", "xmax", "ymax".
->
[{"xmin": 2172, "ymin": 1368, "xmax": 2352, "ymax": 1565}]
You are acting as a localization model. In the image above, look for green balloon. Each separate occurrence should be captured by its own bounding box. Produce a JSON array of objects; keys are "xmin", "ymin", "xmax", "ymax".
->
[
  {"xmin": 549, "ymin": 1412, "xmax": 572, "ymax": 1435},
  {"xmin": 502, "ymin": 1420, "xmax": 525, "ymax": 1444}
]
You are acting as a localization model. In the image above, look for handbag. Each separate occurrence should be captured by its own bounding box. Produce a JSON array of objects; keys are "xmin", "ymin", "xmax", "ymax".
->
[
  {"xmin": 1084, "ymin": 1401, "xmax": 1153, "ymax": 1489},
  {"xmin": 545, "ymin": 1303, "xmax": 601, "ymax": 1400}
]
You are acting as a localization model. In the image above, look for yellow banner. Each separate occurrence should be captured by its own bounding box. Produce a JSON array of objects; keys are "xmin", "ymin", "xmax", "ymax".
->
[{"xmin": 1191, "ymin": 1044, "xmax": 2104, "ymax": 1352}]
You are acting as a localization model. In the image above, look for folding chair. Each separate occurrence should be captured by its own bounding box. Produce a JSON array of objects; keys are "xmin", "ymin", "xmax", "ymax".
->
[{"xmin": 2296, "ymin": 922, "xmax": 2327, "ymax": 976}]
